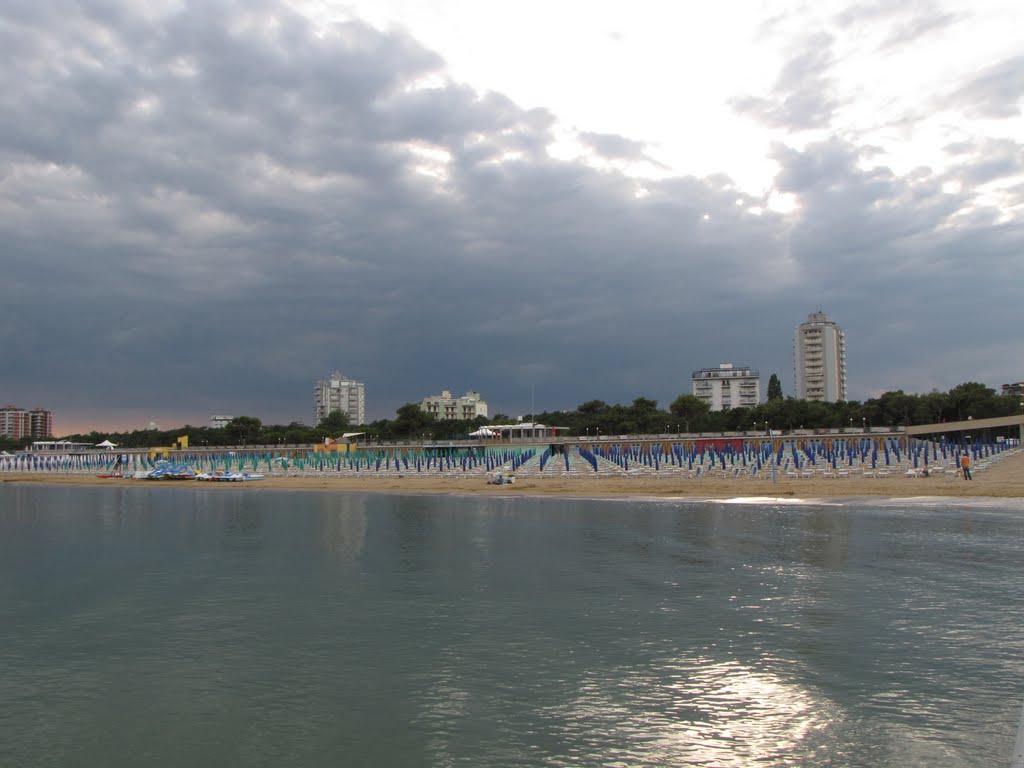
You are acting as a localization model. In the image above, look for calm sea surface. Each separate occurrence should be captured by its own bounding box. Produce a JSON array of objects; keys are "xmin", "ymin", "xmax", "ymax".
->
[{"xmin": 3, "ymin": 485, "xmax": 1024, "ymax": 767}]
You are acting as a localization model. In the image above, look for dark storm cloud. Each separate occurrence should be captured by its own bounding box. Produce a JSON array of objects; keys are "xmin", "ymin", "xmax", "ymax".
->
[
  {"xmin": 0, "ymin": 1, "xmax": 1021, "ymax": 431},
  {"xmin": 729, "ymin": 32, "xmax": 839, "ymax": 131}
]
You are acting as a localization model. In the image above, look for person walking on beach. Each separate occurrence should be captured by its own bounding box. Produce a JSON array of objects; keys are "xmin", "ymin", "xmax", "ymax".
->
[{"xmin": 961, "ymin": 452, "xmax": 972, "ymax": 480}]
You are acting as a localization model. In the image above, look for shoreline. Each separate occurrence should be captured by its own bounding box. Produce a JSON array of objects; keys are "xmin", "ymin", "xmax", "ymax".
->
[{"xmin": 4, "ymin": 452, "xmax": 1023, "ymax": 501}]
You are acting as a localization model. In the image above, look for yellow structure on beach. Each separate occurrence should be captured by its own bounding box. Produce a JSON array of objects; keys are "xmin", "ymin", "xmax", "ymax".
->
[
  {"xmin": 149, "ymin": 435, "xmax": 189, "ymax": 458},
  {"xmin": 313, "ymin": 434, "xmax": 361, "ymax": 453}
]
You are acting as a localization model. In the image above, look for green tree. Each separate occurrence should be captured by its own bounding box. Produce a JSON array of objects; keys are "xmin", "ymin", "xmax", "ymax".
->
[
  {"xmin": 767, "ymin": 373, "xmax": 783, "ymax": 401},
  {"xmin": 225, "ymin": 416, "xmax": 263, "ymax": 446},
  {"xmin": 318, "ymin": 409, "xmax": 351, "ymax": 435},
  {"xmin": 393, "ymin": 403, "xmax": 436, "ymax": 438},
  {"xmin": 920, "ymin": 390, "xmax": 949, "ymax": 423},
  {"xmin": 577, "ymin": 400, "xmax": 608, "ymax": 416},
  {"xmin": 628, "ymin": 397, "xmax": 669, "ymax": 434},
  {"xmin": 874, "ymin": 390, "xmax": 918, "ymax": 428},
  {"xmin": 669, "ymin": 394, "xmax": 711, "ymax": 433},
  {"xmin": 722, "ymin": 406, "xmax": 753, "ymax": 431},
  {"xmin": 947, "ymin": 382, "xmax": 998, "ymax": 421}
]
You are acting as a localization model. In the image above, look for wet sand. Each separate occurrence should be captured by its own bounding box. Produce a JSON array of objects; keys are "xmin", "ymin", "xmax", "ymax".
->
[{"xmin": 3, "ymin": 451, "xmax": 1022, "ymax": 499}]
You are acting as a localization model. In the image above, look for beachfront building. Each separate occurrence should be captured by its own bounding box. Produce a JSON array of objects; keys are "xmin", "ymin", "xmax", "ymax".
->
[
  {"xmin": 1002, "ymin": 382, "xmax": 1024, "ymax": 398},
  {"xmin": 27, "ymin": 440, "xmax": 93, "ymax": 454},
  {"xmin": 692, "ymin": 364, "xmax": 760, "ymax": 411},
  {"xmin": 419, "ymin": 390, "xmax": 489, "ymax": 420},
  {"xmin": 314, "ymin": 371, "xmax": 366, "ymax": 426},
  {"xmin": 0, "ymin": 406, "xmax": 53, "ymax": 439},
  {"xmin": 794, "ymin": 311, "xmax": 847, "ymax": 402}
]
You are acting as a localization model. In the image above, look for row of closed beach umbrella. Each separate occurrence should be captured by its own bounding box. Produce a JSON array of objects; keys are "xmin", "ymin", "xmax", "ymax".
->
[{"xmin": 0, "ymin": 437, "xmax": 1015, "ymax": 480}]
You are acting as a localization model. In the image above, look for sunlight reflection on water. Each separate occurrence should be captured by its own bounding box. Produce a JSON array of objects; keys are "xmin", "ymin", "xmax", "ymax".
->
[{"xmin": 551, "ymin": 657, "xmax": 831, "ymax": 767}]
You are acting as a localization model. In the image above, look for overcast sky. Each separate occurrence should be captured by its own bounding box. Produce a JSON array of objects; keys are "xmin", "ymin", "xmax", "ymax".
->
[{"xmin": 2, "ymin": 0, "xmax": 1022, "ymax": 434}]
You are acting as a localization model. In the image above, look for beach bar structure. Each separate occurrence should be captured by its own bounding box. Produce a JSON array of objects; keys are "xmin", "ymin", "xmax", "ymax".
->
[
  {"xmin": 486, "ymin": 423, "xmax": 571, "ymax": 440},
  {"xmin": 905, "ymin": 414, "xmax": 1024, "ymax": 444}
]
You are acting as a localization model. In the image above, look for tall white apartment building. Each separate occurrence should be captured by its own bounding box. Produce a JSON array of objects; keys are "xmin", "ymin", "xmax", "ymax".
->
[
  {"xmin": 794, "ymin": 311, "xmax": 847, "ymax": 402},
  {"xmin": 692, "ymin": 364, "xmax": 760, "ymax": 411},
  {"xmin": 314, "ymin": 371, "xmax": 366, "ymax": 426},
  {"xmin": 419, "ymin": 390, "xmax": 488, "ymax": 420}
]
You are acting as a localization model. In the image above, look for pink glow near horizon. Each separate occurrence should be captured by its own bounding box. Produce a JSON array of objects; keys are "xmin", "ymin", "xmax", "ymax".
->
[{"xmin": 53, "ymin": 410, "xmax": 307, "ymax": 436}]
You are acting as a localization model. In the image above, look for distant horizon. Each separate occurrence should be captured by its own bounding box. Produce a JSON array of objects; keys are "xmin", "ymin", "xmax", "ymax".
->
[{"xmin": 34, "ymin": 377, "xmax": 1018, "ymax": 438}]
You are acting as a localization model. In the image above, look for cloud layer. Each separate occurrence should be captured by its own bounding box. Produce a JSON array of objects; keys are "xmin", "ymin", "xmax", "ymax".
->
[{"xmin": 1, "ymin": 1, "xmax": 1021, "ymax": 431}]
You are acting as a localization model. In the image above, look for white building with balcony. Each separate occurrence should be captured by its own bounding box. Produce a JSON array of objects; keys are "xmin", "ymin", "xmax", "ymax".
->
[
  {"xmin": 794, "ymin": 311, "xmax": 847, "ymax": 402},
  {"xmin": 419, "ymin": 390, "xmax": 489, "ymax": 421},
  {"xmin": 692, "ymin": 364, "xmax": 760, "ymax": 411}
]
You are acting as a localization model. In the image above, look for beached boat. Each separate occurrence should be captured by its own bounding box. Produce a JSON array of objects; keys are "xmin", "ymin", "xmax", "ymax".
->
[
  {"xmin": 140, "ymin": 460, "xmax": 198, "ymax": 480},
  {"xmin": 194, "ymin": 471, "xmax": 264, "ymax": 482},
  {"xmin": 195, "ymin": 471, "xmax": 245, "ymax": 482},
  {"xmin": 145, "ymin": 471, "xmax": 198, "ymax": 480}
]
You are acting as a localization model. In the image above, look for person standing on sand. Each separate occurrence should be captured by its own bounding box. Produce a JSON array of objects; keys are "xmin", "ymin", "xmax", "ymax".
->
[{"xmin": 961, "ymin": 452, "xmax": 972, "ymax": 480}]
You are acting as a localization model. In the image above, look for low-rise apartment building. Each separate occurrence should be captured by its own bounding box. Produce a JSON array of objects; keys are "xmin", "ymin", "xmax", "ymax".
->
[
  {"xmin": 419, "ymin": 390, "xmax": 488, "ymax": 420},
  {"xmin": 692, "ymin": 364, "xmax": 760, "ymax": 411}
]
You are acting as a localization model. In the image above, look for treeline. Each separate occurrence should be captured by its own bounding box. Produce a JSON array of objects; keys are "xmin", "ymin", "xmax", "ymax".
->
[
  {"xmin": 535, "ymin": 382, "xmax": 1021, "ymax": 437},
  {"xmin": 5, "ymin": 381, "xmax": 1018, "ymax": 452}
]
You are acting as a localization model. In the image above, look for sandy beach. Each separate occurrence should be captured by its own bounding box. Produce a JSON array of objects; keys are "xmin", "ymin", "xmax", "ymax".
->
[{"xmin": 4, "ymin": 450, "xmax": 1023, "ymax": 499}]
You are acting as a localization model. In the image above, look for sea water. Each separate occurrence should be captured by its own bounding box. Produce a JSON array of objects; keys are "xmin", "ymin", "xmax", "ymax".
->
[{"xmin": 2, "ymin": 484, "xmax": 1024, "ymax": 767}]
